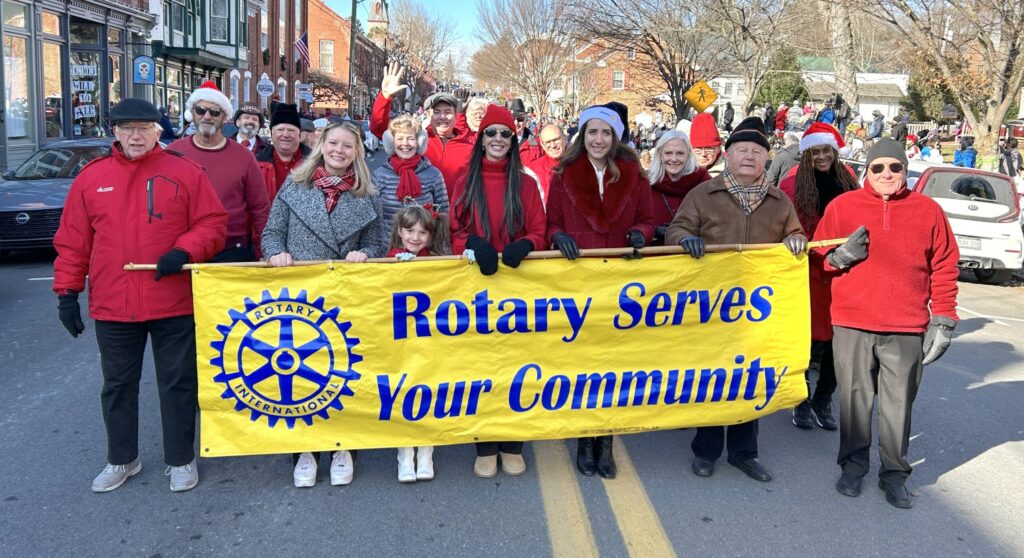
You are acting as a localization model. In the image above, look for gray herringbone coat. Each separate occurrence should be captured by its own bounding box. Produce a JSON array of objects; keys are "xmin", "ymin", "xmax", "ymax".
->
[{"xmin": 261, "ymin": 176, "xmax": 388, "ymax": 260}]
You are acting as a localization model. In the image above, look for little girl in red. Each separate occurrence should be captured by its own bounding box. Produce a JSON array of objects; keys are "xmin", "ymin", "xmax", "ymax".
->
[{"xmin": 386, "ymin": 204, "xmax": 449, "ymax": 481}]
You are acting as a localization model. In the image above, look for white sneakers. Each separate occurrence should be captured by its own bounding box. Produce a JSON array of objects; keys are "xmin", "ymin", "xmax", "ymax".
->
[
  {"xmin": 166, "ymin": 459, "xmax": 199, "ymax": 492},
  {"xmin": 294, "ymin": 452, "xmax": 317, "ymax": 488},
  {"xmin": 330, "ymin": 450, "xmax": 354, "ymax": 486},
  {"xmin": 92, "ymin": 457, "xmax": 198, "ymax": 493},
  {"xmin": 91, "ymin": 458, "xmax": 142, "ymax": 493}
]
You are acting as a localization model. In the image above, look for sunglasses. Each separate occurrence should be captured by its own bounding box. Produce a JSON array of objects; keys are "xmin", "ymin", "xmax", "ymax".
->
[
  {"xmin": 193, "ymin": 106, "xmax": 224, "ymax": 117},
  {"xmin": 483, "ymin": 128, "xmax": 514, "ymax": 139},
  {"xmin": 868, "ymin": 162, "xmax": 905, "ymax": 174}
]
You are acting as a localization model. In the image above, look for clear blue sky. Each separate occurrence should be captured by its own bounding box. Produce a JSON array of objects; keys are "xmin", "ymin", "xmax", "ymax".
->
[{"xmin": 323, "ymin": 0, "xmax": 480, "ymax": 50}]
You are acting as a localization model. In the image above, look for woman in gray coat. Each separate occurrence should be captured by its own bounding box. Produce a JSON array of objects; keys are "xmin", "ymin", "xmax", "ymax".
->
[
  {"xmin": 260, "ymin": 120, "xmax": 387, "ymax": 488},
  {"xmin": 373, "ymin": 114, "xmax": 449, "ymax": 231}
]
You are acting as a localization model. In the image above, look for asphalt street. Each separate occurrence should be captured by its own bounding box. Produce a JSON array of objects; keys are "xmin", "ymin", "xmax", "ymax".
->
[{"xmin": 1, "ymin": 147, "xmax": 1022, "ymax": 556}]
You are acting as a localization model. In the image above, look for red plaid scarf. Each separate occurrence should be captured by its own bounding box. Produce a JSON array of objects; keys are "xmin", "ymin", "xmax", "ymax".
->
[{"xmin": 312, "ymin": 166, "xmax": 355, "ymax": 213}]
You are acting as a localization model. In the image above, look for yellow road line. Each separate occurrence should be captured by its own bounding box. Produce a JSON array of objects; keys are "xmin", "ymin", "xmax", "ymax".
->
[
  {"xmin": 602, "ymin": 437, "xmax": 677, "ymax": 557},
  {"xmin": 534, "ymin": 440, "xmax": 600, "ymax": 558}
]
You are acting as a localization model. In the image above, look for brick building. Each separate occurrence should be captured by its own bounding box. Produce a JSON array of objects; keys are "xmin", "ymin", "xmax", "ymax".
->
[
  {"xmin": 306, "ymin": 0, "xmax": 385, "ymax": 117},
  {"xmin": 243, "ymin": 0, "xmax": 307, "ymax": 111}
]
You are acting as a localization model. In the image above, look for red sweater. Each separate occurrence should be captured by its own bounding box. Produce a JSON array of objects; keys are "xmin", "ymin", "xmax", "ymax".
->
[
  {"xmin": 449, "ymin": 158, "xmax": 547, "ymax": 254},
  {"xmin": 371, "ymin": 93, "xmax": 473, "ymax": 197},
  {"xmin": 526, "ymin": 154, "xmax": 559, "ymax": 206},
  {"xmin": 546, "ymin": 157, "xmax": 655, "ymax": 249},
  {"xmin": 813, "ymin": 182, "xmax": 959, "ymax": 333},
  {"xmin": 649, "ymin": 167, "xmax": 712, "ymax": 230},
  {"xmin": 168, "ymin": 136, "xmax": 269, "ymax": 246}
]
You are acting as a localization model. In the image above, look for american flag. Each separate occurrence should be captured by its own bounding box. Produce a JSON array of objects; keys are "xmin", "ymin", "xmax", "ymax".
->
[{"xmin": 295, "ymin": 32, "xmax": 310, "ymax": 66}]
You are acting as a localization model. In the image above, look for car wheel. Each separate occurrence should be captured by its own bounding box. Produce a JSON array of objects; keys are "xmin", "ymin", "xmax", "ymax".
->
[{"xmin": 974, "ymin": 269, "xmax": 1013, "ymax": 285}]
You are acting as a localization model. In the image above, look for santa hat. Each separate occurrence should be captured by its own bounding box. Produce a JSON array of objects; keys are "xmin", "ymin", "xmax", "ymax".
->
[
  {"xmin": 689, "ymin": 113, "xmax": 721, "ymax": 148},
  {"xmin": 184, "ymin": 80, "xmax": 233, "ymax": 122},
  {"xmin": 800, "ymin": 122, "xmax": 845, "ymax": 153}
]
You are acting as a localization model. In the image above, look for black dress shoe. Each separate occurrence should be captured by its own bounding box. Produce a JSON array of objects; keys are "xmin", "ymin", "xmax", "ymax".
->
[
  {"xmin": 727, "ymin": 457, "xmax": 772, "ymax": 482},
  {"xmin": 576, "ymin": 437, "xmax": 596, "ymax": 476},
  {"xmin": 835, "ymin": 473, "xmax": 862, "ymax": 497},
  {"xmin": 691, "ymin": 456, "xmax": 715, "ymax": 477},
  {"xmin": 878, "ymin": 478, "xmax": 913, "ymax": 509},
  {"xmin": 595, "ymin": 436, "xmax": 616, "ymax": 479},
  {"xmin": 811, "ymin": 400, "xmax": 838, "ymax": 431},
  {"xmin": 792, "ymin": 401, "xmax": 815, "ymax": 430}
]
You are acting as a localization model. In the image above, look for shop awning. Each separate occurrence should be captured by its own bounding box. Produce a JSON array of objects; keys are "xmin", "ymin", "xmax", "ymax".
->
[{"xmin": 155, "ymin": 45, "xmax": 236, "ymax": 70}]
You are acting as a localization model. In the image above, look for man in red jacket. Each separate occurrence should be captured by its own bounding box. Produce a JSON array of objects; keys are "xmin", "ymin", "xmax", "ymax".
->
[
  {"xmin": 524, "ymin": 123, "xmax": 566, "ymax": 206},
  {"xmin": 813, "ymin": 139, "xmax": 959, "ymax": 509},
  {"xmin": 53, "ymin": 98, "xmax": 228, "ymax": 494},
  {"xmin": 370, "ymin": 63, "xmax": 473, "ymax": 196}
]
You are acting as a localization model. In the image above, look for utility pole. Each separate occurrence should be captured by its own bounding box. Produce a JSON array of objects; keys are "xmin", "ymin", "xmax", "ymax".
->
[{"xmin": 347, "ymin": 0, "xmax": 360, "ymax": 115}]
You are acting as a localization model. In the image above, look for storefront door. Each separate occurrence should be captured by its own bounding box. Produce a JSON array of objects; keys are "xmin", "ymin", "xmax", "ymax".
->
[{"xmin": 2, "ymin": 0, "xmax": 35, "ymax": 170}]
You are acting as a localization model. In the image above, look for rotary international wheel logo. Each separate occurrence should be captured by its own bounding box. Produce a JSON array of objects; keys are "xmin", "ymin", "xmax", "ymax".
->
[{"xmin": 210, "ymin": 288, "xmax": 361, "ymax": 428}]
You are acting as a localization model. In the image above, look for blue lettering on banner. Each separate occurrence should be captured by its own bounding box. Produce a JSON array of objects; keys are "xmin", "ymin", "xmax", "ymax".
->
[{"xmin": 613, "ymin": 283, "xmax": 775, "ymax": 329}]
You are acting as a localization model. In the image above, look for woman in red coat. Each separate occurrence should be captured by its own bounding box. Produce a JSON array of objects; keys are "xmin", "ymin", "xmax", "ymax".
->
[
  {"xmin": 545, "ymin": 104, "xmax": 654, "ymax": 480},
  {"xmin": 778, "ymin": 123, "xmax": 859, "ymax": 432},
  {"xmin": 449, "ymin": 104, "xmax": 546, "ymax": 479},
  {"xmin": 646, "ymin": 130, "xmax": 712, "ymax": 244}
]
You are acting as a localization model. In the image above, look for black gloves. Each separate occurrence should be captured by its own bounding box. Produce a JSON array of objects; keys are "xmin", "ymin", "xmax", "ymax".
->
[
  {"xmin": 826, "ymin": 226, "xmax": 869, "ymax": 270},
  {"xmin": 679, "ymin": 235, "xmax": 705, "ymax": 259},
  {"xmin": 154, "ymin": 248, "xmax": 190, "ymax": 281},
  {"xmin": 501, "ymin": 239, "xmax": 534, "ymax": 268},
  {"xmin": 466, "ymin": 235, "xmax": 499, "ymax": 276},
  {"xmin": 58, "ymin": 293, "xmax": 85, "ymax": 338},
  {"xmin": 626, "ymin": 230, "xmax": 646, "ymax": 249},
  {"xmin": 783, "ymin": 234, "xmax": 808, "ymax": 256},
  {"xmin": 922, "ymin": 316, "xmax": 957, "ymax": 365},
  {"xmin": 653, "ymin": 225, "xmax": 668, "ymax": 245},
  {"xmin": 551, "ymin": 232, "xmax": 580, "ymax": 260}
]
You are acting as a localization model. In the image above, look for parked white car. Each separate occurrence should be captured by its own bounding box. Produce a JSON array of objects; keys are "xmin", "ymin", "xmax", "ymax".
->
[{"xmin": 914, "ymin": 167, "xmax": 1024, "ymax": 284}]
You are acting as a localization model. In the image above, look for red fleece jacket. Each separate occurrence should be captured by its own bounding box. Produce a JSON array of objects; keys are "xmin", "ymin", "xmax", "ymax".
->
[
  {"xmin": 813, "ymin": 181, "xmax": 959, "ymax": 333},
  {"xmin": 449, "ymin": 158, "xmax": 547, "ymax": 254}
]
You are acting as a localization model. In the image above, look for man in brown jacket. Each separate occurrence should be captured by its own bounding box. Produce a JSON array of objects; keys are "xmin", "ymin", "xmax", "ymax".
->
[{"xmin": 666, "ymin": 116, "xmax": 806, "ymax": 483}]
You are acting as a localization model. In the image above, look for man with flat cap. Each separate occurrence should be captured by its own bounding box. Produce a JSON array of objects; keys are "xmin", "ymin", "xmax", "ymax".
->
[
  {"xmin": 53, "ymin": 98, "xmax": 228, "ymax": 494},
  {"xmin": 666, "ymin": 116, "xmax": 807, "ymax": 484},
  {"xmin": 370, "ymin": 62, "xmax": 473, "ymax": 196}
]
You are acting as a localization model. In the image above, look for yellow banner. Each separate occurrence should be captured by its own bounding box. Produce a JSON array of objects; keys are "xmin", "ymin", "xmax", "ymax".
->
[{"xmin": 194, "ymin": 248, "xmax": 809, "ymax": 457}]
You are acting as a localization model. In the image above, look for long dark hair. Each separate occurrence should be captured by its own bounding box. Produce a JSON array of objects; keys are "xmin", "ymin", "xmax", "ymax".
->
[
  {"xmin": 793, "ymin": 148, "xmax": 859, "ymax": 220},
  {"xmin": 455, "ymin": 132, "xmax": 525, "ymax": 243},
  {"xmin": 557, "ymin": 118, "xmax": 641, "ymax": 184}
]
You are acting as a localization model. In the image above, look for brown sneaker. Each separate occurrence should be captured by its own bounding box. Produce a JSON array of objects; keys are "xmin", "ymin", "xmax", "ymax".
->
[
  {"xmin": 474, "ymin": 455, "xmax": 498, "ymax": 478},
  {"xmin": 500, "ymin": 452, "xmax": 527, "ymax": 476}
]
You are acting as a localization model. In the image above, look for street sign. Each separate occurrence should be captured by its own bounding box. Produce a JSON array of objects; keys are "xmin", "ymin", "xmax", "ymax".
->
[
  {"xmin": 684, "ymin": 80, "xmax": 718, "ymax": 113},
  {"xmin": 297, "ymin": 83, "xmax": 314, "ymax": 103},
  {"xmin": 256, "ymin": 77, "xmax": 275, "ymax": 98}
]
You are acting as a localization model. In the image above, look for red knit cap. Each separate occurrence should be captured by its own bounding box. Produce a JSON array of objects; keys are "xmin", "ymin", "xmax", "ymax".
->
[
  {"xmin": 479, "ymin": 104, "xmax": 515, "ymax": 132},
  {"xmin": 690, "ymin": 113, "xmax": 721, "ymax": 148}
]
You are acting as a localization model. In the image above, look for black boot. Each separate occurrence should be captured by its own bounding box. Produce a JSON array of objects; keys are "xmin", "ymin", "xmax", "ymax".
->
[
  {"xmin": 595, "ymin": 435, "xmax": 616, "ymax": 479},
  {"xmin": 576, "ymin": 437, "xmax": 596, "ymax": 476}
]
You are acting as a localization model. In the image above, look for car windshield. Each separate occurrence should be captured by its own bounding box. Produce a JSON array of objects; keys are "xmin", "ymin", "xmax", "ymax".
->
[
  {"xmin": 11, "ymin": 145, "xmax": 110, "ymax": 180},
  {"xmin": 920, "ymin": 170, "xmax": 1016, "ymax": 211}
]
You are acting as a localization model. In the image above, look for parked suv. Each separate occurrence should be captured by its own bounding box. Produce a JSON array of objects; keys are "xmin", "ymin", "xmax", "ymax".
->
[{"xmin": 915, "ymin": 167, "xmax": 1023, "ymax": 284}]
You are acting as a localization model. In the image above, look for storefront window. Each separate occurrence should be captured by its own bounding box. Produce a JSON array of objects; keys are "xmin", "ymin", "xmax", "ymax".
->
[
  {"xmin": 168, "ymin": 67, "xmax": 181, "ymax": 87},
  {"xmin": 109, "ymin": 55, "xmax": 122, "ymax": 107},
  {"xmin": 71, "ymin": 52, "xmax": 101, "ymax": 137},
  {"xmin": 41, "ymin": 11, "xmax": 61, "ymax": 35},
  {"xmin": 43, "ymin": 42, "xmax": 66, "ymax": 138},
  {"xmin": 108, "ymin": 28, "xmax": 122, "ymax": 47},
  {"xmin": 2, "ymin": 1, "xmax": 27, "ymax": 28},
  {"xmin": 70, "ymin": 20, "xmax": 102, "ymax": 44},
  {"xmin": 3, "ymin": 35, "xmax": 32, "ymax": 140},
  {"xmin": 167, "ymin": 90, "xmax": 181, "ymax": 123}
]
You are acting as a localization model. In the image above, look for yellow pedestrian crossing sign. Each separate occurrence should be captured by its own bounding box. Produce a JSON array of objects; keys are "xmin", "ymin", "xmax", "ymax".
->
[{"xmin": 685, "ymin": 80, "xmax": 718, "ymax": 113}]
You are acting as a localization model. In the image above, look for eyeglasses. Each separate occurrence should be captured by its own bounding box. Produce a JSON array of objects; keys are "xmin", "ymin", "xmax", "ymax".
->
[
  {"xmin": 484, "ymin": 128, "xmax": 514, "ymax": 139},
  {"xmin": 193, "ymin": 106, "xmax": 224, "ymax": 117},
  {"xmin": 115, "ymin": 125, "xmax": 152, "ymax": 136},
  {"xmin": 868, "ymin": 162, "xmax": 905, "ymax": 174},
  {"xmin": 694, "ymin": 147, "xmax": 719, "ymax": 154}
]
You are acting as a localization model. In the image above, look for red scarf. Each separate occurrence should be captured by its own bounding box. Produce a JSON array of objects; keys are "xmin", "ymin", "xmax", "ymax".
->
[
  {"xmin": 390, "ymin": 154, "xmax": 424, "ymax": 201},
  {"xmin": 312, "ymin": 166, "xmax": 355, "ymax": 213}
]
